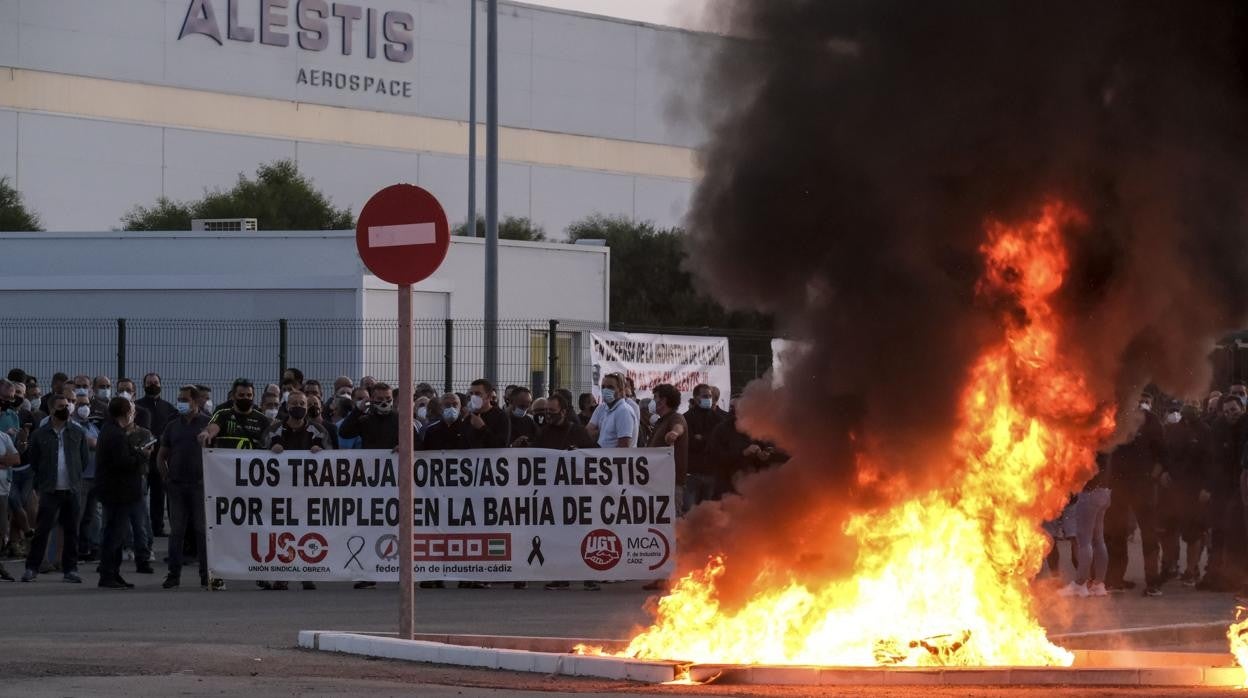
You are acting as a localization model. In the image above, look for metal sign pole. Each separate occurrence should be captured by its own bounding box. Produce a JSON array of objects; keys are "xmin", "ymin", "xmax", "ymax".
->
[{"xmin": 398, "ymin": 283, "xmax": 415, "ymax": 640}]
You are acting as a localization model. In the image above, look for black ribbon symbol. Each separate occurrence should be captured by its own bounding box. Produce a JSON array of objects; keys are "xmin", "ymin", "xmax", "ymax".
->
[
  {"xmin": 526, "ymin": 536, "xmax": 544, "ymax": 566},
  {"xmin": 346, "ymin": 535, "xmax": 366, "ymax": 570}
]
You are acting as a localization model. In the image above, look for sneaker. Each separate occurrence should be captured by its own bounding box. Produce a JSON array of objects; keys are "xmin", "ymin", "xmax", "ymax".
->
[
  {"xmin": 1057, "ymin": 581, "xmax": 1089, "ymax": 598},
  {"xmin": 0, "ymin": 563, "xmax": 13, "ymax": 582},
  {"xmin": 272, "ymin": 581, "xmax": 289, "ymax": 591},
  {"xmin": 116, "ymin": 575, "xmax": 135, "ymax": 589},
  {"xmin": 1181, "ymin": 572, "xmax": 1199, "ymax": 587},
  {"xmin": 210, "ymin": 578, "xmax": 226, "ymax": 591},
  {"xmin": 1144, "ymin": 586, "xmax": 1163, "ymax": 597},
  {"xmin": 63, "ymin": 571, "xmax": 83, "ymax": 584},
  {"xmin": 1087, "ymin": 581, "xmax": 1108, "ymax": 597},
  {"xmin": 544, "ymin": 581, "xmax": 570, "ymax": 590},
  {"xmin": 256, "ymin": 581, "xmax": 272, "ymax": 590},
  {"xmin": 301, "ymin": 582, "xmax": 317, "ymax": 590},
  {"xmin": 122, "ymin": 549, "xmax": 134, "ymax": 562},
  {"xmin": 20, "ymin": 568, "xmax": 36, "ymax": 582},
  {"xmin": 162, "ymin": 575, "xmax": 181, "ymax": 589},
  {"xmin": 135, "ymin": 562, "xmax": 155, "ymax": 574},
  {"xmin": 583, "ymin": 581, "xmax": 601, "ymax": 591},
  {"xmin": 354, "ymin": 581, "xmax": 377, "ymax": 590},
  {"xmin": 98, "ymin": 577, "xmax": 129, "ymax": 590}
]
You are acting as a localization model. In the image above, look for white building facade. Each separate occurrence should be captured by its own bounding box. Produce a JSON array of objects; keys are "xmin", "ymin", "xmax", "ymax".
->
[{"xmin": 0, "ymin": 0, "xmax": 711, "ymax": 234}]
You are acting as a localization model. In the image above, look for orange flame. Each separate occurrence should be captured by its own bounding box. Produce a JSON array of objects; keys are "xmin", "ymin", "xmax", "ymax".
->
[
  {"xmin": 598, "ymin": 201, "xmax": 1115, "ymax": 666},
  {"xmin": 1229, "ymin": 606, "xmax": 1248, "ymax": 687}
]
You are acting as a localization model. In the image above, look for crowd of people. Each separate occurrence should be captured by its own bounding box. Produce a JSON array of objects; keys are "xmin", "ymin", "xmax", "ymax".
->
[
  {"xmin": 1049, "ymin": 384, "xmax": 1248, "ymax": 600},
  {"xmin": 0, "ymin": 366, "xmax": 784, "ymax": 591}
]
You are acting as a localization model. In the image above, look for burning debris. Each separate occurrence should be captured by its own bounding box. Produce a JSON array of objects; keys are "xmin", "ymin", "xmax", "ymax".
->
[
  {"xmin": 608, "ymin": 1, "xmax": 1248, "ymax": 669},
  {"xmin": 1229, "ymin": 607, "xmax": 1248, "ymax": 687}
]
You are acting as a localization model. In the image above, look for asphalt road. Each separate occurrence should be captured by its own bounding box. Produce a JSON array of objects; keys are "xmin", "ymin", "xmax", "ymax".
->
[{"xmin": 0, "ymin": 538, "xmax": 1242, "ymax": 696}]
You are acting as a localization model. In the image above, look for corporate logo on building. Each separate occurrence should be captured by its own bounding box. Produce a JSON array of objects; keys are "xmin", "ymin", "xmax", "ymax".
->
[{"xmin": 179, "ymin": 0, "xmax": 416, "ymax": 98}]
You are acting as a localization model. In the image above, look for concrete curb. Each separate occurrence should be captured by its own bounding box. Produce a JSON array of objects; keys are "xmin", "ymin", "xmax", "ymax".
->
[
  {"xmin": 1052, "ymin": 621, "xmax": 1229, "ymax": 649},
  {"xmin": 297, "ymin": 631, "xmax": 682, "ymax": 683}
]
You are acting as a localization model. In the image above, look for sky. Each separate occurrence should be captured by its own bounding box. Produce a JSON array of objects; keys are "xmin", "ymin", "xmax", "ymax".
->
[{"xmin": 517, "ymin": 0, "xmax": 706, "ymax": 29}]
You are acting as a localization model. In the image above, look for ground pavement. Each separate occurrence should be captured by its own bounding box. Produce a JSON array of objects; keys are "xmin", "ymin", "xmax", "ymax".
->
[{"xmin": 0, "ymin": 538, "xmax": 1242, "ymax": 696}]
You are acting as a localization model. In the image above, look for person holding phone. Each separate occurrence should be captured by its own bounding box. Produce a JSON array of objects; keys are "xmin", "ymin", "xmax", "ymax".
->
[{"xmin": 95, "ymin": 397, "xmax": 156, "ymax": 589}]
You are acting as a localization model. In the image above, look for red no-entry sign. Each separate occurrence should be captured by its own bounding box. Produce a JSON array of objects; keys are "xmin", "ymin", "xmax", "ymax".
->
[{"xmin": 355, "ymin": 184, "xmax": 450, "ymax": 285}]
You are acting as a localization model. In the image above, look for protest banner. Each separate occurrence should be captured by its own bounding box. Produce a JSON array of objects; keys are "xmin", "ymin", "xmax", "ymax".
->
[
  {"xmin": 589, "ymin": 330, "xmax": 731, "ymax": 410},
  {"xmin": 203, "ymin": 447, "xmax": 676, "ymax": 582}
]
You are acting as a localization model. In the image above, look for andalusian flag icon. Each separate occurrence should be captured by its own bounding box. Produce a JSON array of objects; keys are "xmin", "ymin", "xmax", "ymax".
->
[{"xmin": 487, "ymin": 538, "xmax": 507, "ymax": 557}]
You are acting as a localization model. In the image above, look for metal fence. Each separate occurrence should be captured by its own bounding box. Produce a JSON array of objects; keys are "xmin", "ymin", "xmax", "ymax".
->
[{"xmin": 0, "ymin": 319, "xmax": 775, "ymax": 400}]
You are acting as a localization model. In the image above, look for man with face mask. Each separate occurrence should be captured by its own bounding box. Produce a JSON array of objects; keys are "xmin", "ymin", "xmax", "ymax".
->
[
  {"xmin": 421, "ymin": 393, "xmax": 473, "ymax": 451},
  {"xmin": 259, "ymin": 390, "xmax": 326, "ymax": 591},
  {"xmin": 158, "ymin": 385, "xmax": 217, "ymax": 590},
  {"xmin": 534, "ymin": 392, "xmax": 596, "ymax": 451},
  {"xmin": 1159, "ymin": 401, "xmax": 1213, "ymax": 587},
  {"xmin": 198, "ymin": 379, "xmax": 271, "ymax": 450},
  {"xmin": 508, "ymin": 387, "xmax": 538, "ymax": 447},
  {"xmin": 88, "ymin": 375, "xmax": 113, "ymax": 418},
  {"xmin": 338, "ymin": 382, "xmax": 418, "ymax": 450},
  {"xmin": 587, "ymin": 373, "xmax": 636, "ymax": 449},
  {"xmin": 684, "ymin": 383, "xmax": 725, "ymax": 506},
  {"xmin": 20, "ymin": 394, "xmax": 89, "ymax": 583},
  {"xmin": 94, "ymin": 397, "xmax": 155, "ymax": 589},
  {"xmin": 1104, "ymin": 392, "xmax": 1169, "ymax": 596},
  {"xmin": 1198, "ymin": 394, "xmax": 1248, "ymax": 591},
  {"xmin": 69, "ymin": 391, "xmax": 103, "ymax": 563},
  {"xmin": 137, "ymin": 372, "xmax": 176, "ymax": 538},
  {"xmin": 465, "ymin": 379, "xmax": 510, "ymax": 449}
]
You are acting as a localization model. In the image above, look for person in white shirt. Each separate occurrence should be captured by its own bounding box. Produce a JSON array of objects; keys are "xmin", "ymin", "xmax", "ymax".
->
[{"xmin": 587, "ymin": 373, "xmax": 637, "ymax": 449}]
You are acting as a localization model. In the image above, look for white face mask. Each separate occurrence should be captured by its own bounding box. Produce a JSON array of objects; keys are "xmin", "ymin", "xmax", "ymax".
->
[
  {"xmin": 118, "ymin": 391, "xmax": 133, "ymax": 402},
  {"xmin": 203, "ymin": 400, "xmax": 214, "ymax": 413},
  {"xmin": 1139, "ymin": 402, "xmax": 1151, "ymax": 412},
  {"xmin": 281, "ymin": 391, "xmax": 290, "ymax": 403},
  {"xmin": 468, "ymin": 395, "xmax": 484, "ymax": 413},
  {"xmin": 649, "ymin": 412, "xmax": 660, "ymax": 426},
  {"xmin": 96, "ymin": 388, "xmax": 112, "ymax": 400},
  {"xmin": 75, "ymin": 405, "xmax": 91, "ymax": 419},
  {"xmin": 264, "ymin": 408, "xmax": 279, "ymax": 420},
  {"xmin": 1165, "ymin": 411, "xmax": 1182, "ymax": 424},
  {"xmin": 416, "ymin": 405, "xmax": 428, "ymax": 421}
]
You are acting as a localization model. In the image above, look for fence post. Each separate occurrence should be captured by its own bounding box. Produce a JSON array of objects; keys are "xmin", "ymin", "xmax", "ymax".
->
[
  {"xmin": 278, "ymin": 319, "xmax": 288, "ymax": 379},
  {"xmin": 547, "ymin": 319, "xmax": 559, "ymax": 393},
  {"xmin": 116, "ymin": 318, "xmax": 126, "ymax": 381},
  {"xmin": 444, "ymin": 319, "xmax": 454, "ymax": 393}
]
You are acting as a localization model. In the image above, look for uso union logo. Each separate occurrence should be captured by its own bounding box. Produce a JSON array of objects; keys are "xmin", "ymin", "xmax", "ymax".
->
[
  {"xmin": 580, "ymin": 529, "xmax": 622, "ymax": 571},
  {"xmin": 249, "ymin": 532, "xmax": 329, "ymax": 564}
]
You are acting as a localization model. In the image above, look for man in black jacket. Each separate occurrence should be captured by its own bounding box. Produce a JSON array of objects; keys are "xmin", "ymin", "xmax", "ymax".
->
[
  {"xmin": 137, "ymin": 372, "xmax": 176, "ymax": 537},
  {"xmin": 95, "ymin": 397, "xmax": 154, "ymax": 589},
  {"xmin": 1161, "ymin": 402, "xmax": 1213, "ymax": 585},
  {"xmin": 684, "ymin": 383, "xmax": 724, "ymax": 507},
  {"xmin": 158, "ymin": 386, "xmax": 213, "ymax": 590},
  {"xmin": 422, "ymin": 393, "xmax": 473, "ymax": 451},
  {"xmin": 534, "ymin": 393, "xmax": 596, "ymax": 451},
  {"xmin": 1198, "ymin": 394, "xmax": 1248, "ymax": 591},
  {"xmin": 338, "ymin": 382, "xmax": 419, "ymax": 450},
  {"xmin": 1104, "ymin": 392, "xmax": 1169, "ymax": 596},
  {"xmin": 466, "ymin": 379, "xmax": 509, "ymax": 449},
  {"xmin": 21, "ymin": 394, "xmax": 89, "ymax": 583}
]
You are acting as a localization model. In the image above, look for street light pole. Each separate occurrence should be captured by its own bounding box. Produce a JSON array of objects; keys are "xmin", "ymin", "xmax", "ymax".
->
[
  {"xmin": 484, "ymin": 0, "xmax": 499, "ymax": 385},
  {"xmin": 468, "ymin": 0, "xmax": 477, "ymax": 239}
]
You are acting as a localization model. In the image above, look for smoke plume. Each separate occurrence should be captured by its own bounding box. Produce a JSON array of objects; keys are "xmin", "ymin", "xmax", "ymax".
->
[{"xmin": 682, "ymin": 1, "xmax": 1248, "ymax": 603}]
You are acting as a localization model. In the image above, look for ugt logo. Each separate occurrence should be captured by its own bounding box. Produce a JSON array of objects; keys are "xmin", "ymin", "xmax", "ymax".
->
[
  {"xmin": 580, "ymin": 529, "xmax": 622, "ymax": 571},
  {"xmin": 250, "ymin": 532, "xmax": 329, "ymax": 564}
]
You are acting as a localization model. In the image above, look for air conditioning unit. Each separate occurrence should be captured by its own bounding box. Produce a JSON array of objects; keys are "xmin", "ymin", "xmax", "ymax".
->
[{"xmin": 191, "ymin": 218, "xmax": 259, "ymax": 232}]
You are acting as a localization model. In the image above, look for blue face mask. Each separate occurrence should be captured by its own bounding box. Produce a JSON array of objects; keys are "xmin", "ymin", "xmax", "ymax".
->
[
  {"xmin": 601, "ymin": 388, "xmax": 616, "ymax": 404},
  {"xmin": 699, "ymin": 397, "xmax": 713, "ymax": 410},
  {"xmin": 176, "ymin": 401, "xmax": 191, "ymax": 415},
  {"xmin": 442, "ymin": 407, "xmax": 460, "ymax": 423}
]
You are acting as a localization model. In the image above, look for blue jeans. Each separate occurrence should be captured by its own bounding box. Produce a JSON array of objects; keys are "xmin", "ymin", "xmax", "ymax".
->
[
  {"xmin": 77, "ymin": 478, "xmax": 101, "ymax": 554},
  {"xmin": 1074, "ymin": 488, "xmax": 1111, "ymax": 585},
  {"xmin": 25, "ymin": 490, "xmax": 79, "ymax": 574},
  {"xmin": 7, "ymin": 467, "xmax": 33, "ymax": 511}
]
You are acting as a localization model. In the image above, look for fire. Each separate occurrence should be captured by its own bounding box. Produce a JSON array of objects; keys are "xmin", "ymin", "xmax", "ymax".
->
[
  {"xmin": 1229, "ymin": 606, "xmax": 1248, "ymax": 687},
  {"xmin": 597, "ymin": 202, "xmax": 1115, "ymax": 666}
]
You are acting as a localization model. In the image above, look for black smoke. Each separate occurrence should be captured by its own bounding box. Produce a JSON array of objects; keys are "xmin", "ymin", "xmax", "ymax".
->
[{"xmin": 680, "ymin": 1, "xmax": 1248, "ymax": 603}]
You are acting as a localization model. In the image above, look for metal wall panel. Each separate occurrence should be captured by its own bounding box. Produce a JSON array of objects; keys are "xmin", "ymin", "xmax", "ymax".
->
[{"xmin": 17, "ymin": 113, "xmax": 164, "ymax": 231}]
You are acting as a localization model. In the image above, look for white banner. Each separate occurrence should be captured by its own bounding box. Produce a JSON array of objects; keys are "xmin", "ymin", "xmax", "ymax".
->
[
  {"xmin": 590, "ymin": 330, "xmax": 731, "ymax": 410},
  {"xmin": 204, "ymin": 448, "xmax": 676, "ymax": 582}
]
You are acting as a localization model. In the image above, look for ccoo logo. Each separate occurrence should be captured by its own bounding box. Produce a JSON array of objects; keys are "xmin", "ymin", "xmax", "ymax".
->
[
  {"xmin": 250, "ymin": 532, "xmax": 329, "ymax": 564},
  {"xmin": 580, "ymin": 529, "xmax": 622, "ymax": 571}
]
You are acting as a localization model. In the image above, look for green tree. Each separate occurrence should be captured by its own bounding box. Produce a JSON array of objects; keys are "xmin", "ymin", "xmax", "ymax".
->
[
  {"xmin": 454, "ymin": 215, "xmax": 546, "ymax": 241},
  {"xmin": 566, "ymin": 214, "xmax": 770, "ymax": 331},
  {"xmin": 0, "ymin": 177, "xmax": 43, "ymax": 232},
  {"xmin": 122, "ymin": 160, "xmax": 354, "ymax": 231}
]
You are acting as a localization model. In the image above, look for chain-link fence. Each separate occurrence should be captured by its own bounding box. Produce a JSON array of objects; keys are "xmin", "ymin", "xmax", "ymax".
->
[{"xmin": 0, "ymin": 319, "xmax": 775, "ymax": 400}]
